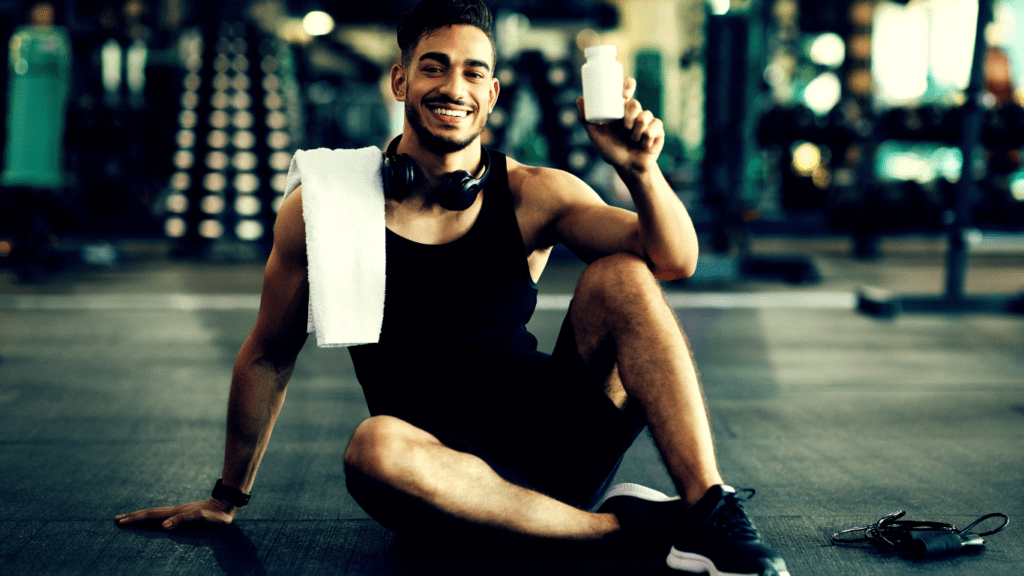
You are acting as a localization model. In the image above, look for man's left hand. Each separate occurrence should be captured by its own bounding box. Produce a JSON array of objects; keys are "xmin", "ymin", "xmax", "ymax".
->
[{"xmin": 577, "ymin": 77, "xmax": 665, "ymax": 175}]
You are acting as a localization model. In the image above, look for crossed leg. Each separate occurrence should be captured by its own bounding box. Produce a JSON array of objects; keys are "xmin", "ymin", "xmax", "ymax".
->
[{"xmin": 343, "ymin": 253, "xmax": 723, "ymax": 540}]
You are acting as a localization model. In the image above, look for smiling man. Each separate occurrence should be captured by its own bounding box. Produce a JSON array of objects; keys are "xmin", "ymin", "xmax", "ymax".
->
[{"xmin": 115, "ymin": 1, "xmax": 787, "ymax": 575}]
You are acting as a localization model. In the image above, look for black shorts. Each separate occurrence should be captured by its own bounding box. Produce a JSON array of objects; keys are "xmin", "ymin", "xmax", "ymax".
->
[{"xmin": 425, "ymin": 308, "xmax": 647, "ymax": 511}]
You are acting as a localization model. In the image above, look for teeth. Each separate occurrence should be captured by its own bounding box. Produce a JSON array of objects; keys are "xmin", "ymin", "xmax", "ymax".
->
[{"xmin": 432, "ymin": 108, "xmax": 467, "ymax": 118}]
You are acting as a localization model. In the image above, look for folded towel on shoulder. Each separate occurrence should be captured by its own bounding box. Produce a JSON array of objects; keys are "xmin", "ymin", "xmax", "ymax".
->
[{"xmin": 284, "ymin": 147, "xmax": 385, "ymax": 347}]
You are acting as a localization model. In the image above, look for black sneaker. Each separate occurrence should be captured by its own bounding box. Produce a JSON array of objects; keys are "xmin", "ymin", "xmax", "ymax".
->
[
  {"xmin": 666, "ymin": 485, "xmax": 790, "ymax": 576},
  {"xmin": 596, "ymin": 483, "xmax": 684, "ymax": 558}
]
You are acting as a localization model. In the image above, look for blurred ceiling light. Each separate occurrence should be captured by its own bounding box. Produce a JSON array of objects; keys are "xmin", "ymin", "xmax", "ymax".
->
[
  {"xmin": 178, "ymin": 110, "xmax": 197, "ymax": 128},
  {"xmin": 809, "ymin": 33, "xmax": 845, "ymax": 68},
  {"xmin": 170, "ymin": 172, "xmax": 190, "ymax": 191},
  {"xmin": 234, "ymin": 173, "xmax": 260, "ymax": 193},
  {"xmin": 271, "ymin": 173, "xmax": 288, "ymax": 193},
  {"xmin": 804, "ymin": 71, "xmax": 842, "ymax": 116},
  {"xmin": 791, "ymin": 141, "xmax": 822, "ymax": 177},
  {"xmin": 236, "ymin": 220, "xmax": 265, "ymax": 240},
  {"xmin": 235, "ymin": 196, "xmax": 261, "ymax": 216},
  {"xmin": 173, "ymin": 150, "xmax": 194, "ymax": 169},
  {"xmin": 303, "ymin": 11, "xmax": 335, "ymax": 37},
  {"xmin": 234, "ymin": 110, "xmax": 255, "ymax": 129},
  {"xmin": 166, "ymin": 193, "xmax": 189, "ymax": 213},
  {"xmin": 201, "ymin": 195, "xmax": 226, "ymax": 215},
  {"xmin": 874, "ymin": 1, "xmax": 929, "ymax": 101},
  {"xmin": 709, "ymin": 0, "xmax": 729, "ymax": 16},
  {"xmin": 203, "ymin": 173, "xmax": 228, "ymax": 193},
  {"xmin": 232, "ymin": 151, "xmax": 259, "ymax": 171},
  {"xmin": 199, "ymin": 219, "xmax": 224, "ymax": 239},
  {"xmin": 101, "ymin": 39, "xmax": 122, "ymax": 95},
  {"xmin": 126, "ymin": 40, "xmax": 147, "ymax": 96},
  {"xmin": 270, "ymin": 151, "xmax": 292, "ymax": 171},
  {"xmin": 1011, "ymin": 175, "xmax": 1024, "ymax": 201},
  {"xmin": 165, "ymin": 217, "xmax": 186, "ymax": 238}
]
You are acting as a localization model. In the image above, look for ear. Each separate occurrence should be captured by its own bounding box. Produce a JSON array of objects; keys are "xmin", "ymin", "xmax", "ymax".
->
[
  {"xmin": 488, "ymin": 76, "xmax": 500, "ymax": 113},
  {"xmin": 391, "ymin": 64, "xmax": 407, "ymax": 101}
]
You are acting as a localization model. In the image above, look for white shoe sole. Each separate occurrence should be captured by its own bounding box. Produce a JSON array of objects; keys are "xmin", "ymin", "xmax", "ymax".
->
[
  {"xmin": 666, "ymin": 547, "xmax": 790, "ymax": 576},
  {"xmin": 598, "ymin": 482, "xmax": 680, "ymax": 506}
]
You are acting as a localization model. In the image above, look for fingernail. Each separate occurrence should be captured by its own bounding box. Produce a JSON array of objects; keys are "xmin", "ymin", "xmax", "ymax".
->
[{"xmin": 163, "ymin": 520, "xmax": 173, "ymax": 529}]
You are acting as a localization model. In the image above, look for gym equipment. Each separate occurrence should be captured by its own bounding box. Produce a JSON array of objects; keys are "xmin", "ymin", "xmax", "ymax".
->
[{"xmin": 832, "ymin": 510, "xmax": 1009, "ymax": 558}]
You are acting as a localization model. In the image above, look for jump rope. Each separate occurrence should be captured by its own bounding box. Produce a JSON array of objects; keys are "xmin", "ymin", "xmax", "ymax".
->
[{"xmin": 832, "ymin": 510, "xmax": 1009, "ymax": 558}]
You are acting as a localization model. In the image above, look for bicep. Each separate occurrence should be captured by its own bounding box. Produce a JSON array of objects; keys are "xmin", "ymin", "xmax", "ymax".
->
[{"xmin": 548, "ymin": 176, "xmax": 643, "ymax": 264}]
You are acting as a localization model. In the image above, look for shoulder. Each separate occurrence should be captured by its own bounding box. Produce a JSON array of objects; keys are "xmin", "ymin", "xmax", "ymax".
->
[
  {"xmin": 504, "ymin": 156, "xmax": 608, "ymax": 250},
  {"xmin": 273, "ymin": 186, "xmax": 307, "ymax": 265},
  {"xmin": 505, "ymin": 156, "xmax": 600, "ymax": 210}
]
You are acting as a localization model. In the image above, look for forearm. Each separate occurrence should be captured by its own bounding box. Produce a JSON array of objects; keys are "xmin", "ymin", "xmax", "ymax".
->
[
  {"xmin": 619, "ymin": 165, "xmax": 698, "ymax": 279},
  {"xmin": 221, "ymin": 339, "xmax": 294, "ymax": 493}
]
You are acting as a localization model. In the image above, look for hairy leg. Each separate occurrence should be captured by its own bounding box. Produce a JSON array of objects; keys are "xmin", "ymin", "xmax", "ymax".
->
[
  {"xmin": 570, "ymin": 253, "xmax": 723, "ymax": 506},
  {"xmin": 344, "ymin": 415, "xmax": 618, "ymax": 540}
]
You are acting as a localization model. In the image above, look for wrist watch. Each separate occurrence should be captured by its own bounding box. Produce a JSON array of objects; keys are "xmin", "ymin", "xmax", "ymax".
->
[{"xmin": 211, "ymin": 478, "xmax": 251, "ymax": 507}]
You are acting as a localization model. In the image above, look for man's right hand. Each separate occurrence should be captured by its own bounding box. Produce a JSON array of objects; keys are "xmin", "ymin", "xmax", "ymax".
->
[{"xmin": 115, "ymin": 498, "xmax": 237, "ymax": 530}]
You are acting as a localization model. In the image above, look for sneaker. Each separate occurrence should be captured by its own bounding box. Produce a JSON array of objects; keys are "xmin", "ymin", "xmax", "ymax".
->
[
  {"xmin": 666, "ymin": 485, "xmax": 790, "ymax": 576},
  {"xmin": 596, "ymin": 483, "xmax": 684, "ymax": 558}
]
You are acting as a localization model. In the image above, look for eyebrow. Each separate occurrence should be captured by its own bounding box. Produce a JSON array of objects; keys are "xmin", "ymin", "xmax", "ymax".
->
[{"xmin": 418, "ymin": 51, "xmax": 492, "ymax": 73}]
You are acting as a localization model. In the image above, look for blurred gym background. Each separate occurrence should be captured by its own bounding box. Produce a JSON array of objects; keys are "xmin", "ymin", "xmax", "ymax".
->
[{"xmin": 0, "ymin": 0, "xmax": 1021, "ymax": 304}]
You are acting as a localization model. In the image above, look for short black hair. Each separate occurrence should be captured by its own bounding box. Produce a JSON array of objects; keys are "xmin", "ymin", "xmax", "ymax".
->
[{"xmin": 397, "ymin": 0, "xmax": 495, "ymax": 70}]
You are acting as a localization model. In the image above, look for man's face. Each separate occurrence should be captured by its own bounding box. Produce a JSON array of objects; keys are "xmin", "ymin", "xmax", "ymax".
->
[{"xmin": 394, "ymin": 24, "xmax": 499, "ymax": 154}]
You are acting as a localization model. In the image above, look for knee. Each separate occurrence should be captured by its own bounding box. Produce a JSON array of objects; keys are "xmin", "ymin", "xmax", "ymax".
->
[
  {"xmin": 343, "ymin": 416, "xmax": 441, "ymax": 533},
  {"xmin": 344, "ymin": 415, "xmax": 411, "ymax": 481},
  {"xmin": 575, "ymin": 253, "xmax": 660, "ymax": 309}
]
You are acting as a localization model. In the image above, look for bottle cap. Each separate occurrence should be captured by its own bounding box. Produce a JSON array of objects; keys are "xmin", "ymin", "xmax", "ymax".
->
[{"xmin": 584, "ymin": 45, "xmax": 617, "ymax": 60}]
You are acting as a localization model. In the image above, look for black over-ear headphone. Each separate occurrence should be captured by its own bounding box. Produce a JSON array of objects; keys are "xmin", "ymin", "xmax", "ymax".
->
[{"xmin": 381, "ymin": 136, "xmax": 490, "ymax": 211}]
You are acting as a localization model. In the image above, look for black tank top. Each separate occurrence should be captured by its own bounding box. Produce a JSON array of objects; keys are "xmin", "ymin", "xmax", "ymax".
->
[{"xmin": 347, "ymin": 151, "xmax": 547, "ymax": 434}]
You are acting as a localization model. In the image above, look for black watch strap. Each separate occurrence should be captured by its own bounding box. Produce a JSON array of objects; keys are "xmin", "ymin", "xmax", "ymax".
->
[{"xmin": 212, "ymin": 478, "xmax": 251, "ymax": 507}]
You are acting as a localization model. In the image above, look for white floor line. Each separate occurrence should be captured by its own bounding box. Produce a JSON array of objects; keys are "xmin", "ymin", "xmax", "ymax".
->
[{"xmin": 1, "ymin": 292, "xmax": 856, "ymax": 311}]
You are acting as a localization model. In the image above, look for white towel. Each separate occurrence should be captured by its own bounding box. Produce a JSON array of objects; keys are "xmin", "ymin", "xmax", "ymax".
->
[{"xmin": 284, "ymin": 147, "xmax": 385, "ymax": 347}]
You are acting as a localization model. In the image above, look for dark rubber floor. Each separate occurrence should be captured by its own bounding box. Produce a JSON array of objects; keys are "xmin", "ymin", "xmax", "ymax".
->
[{"xmin": 1, "ymin": 238, "xmax": 1022, "ymax": 575}]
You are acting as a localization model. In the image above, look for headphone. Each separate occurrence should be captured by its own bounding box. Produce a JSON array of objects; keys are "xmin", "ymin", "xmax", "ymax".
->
[{"xmin": 381, "ymin": 136, "xmax": 491, "ymax": 212}]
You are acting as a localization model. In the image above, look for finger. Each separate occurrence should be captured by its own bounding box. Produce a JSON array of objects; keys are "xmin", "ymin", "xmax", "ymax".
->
[
  {"xmin": 115, "ymin": 506, "xmax": 176, "ymax": 524},
  {"xmin": 162, "ymin": 512, "xmax": 190, "ymax": 530},
  {"xmin": 623, "ymin": 77, "xmax": 637, "ymax": 100},
  {"xmin": 162, "ymin": 505, "xmax": 210, "ymax": 530},
  {"xmin": 631, "ymin": 110, "xmax": 655, "ymax": 143},
  {"xmin": 576, "ymin": 96, "xmax": 586, "ymax": 122},
  {"xmin": 640, "ymin": 118, "xmax": 665, "ymax": 151},
  {"xmin": 622, "ymin": 99, "xmax": 642, "ymax": 131}
]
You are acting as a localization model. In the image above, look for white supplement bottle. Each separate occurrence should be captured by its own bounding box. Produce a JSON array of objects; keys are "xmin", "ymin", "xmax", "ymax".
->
[{"xmin": 581, "ymin": 45, "xmax": 624, "ymax": 124}]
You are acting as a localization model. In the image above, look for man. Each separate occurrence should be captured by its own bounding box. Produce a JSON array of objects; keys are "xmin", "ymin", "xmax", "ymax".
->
[{"xmin": 117, "ymin": 1, "xmax": 788, "ymax": 574}]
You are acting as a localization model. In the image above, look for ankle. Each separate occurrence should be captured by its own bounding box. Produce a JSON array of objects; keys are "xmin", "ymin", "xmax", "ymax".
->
[{"xmin": 682, "ymin": 479, "xmax": 724, "ymax": 508}]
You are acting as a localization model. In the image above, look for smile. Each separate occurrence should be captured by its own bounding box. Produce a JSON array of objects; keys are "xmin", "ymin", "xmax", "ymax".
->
[{"xmin": 430, "ymin": 107, "xmax": 468, "ymax": 118}]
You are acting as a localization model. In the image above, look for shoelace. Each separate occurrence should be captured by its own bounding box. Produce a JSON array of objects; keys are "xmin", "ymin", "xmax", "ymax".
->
[{"xmin": 704, "ymin": 488, "xmax": 760, "ymax": 540}]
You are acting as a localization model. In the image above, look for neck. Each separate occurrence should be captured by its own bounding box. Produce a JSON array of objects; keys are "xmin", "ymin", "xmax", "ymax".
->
[{"xmin": 396, "ymin": 130, "xmax": 484, "ymax": 184}]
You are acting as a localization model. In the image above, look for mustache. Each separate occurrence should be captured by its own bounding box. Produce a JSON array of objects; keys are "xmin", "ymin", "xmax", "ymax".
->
[{"xmin": 423, "ymin": 96, "xmax": 476, "ymax": 110}]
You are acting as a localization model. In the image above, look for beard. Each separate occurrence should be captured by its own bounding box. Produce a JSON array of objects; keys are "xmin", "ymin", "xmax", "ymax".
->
[{"xmin": 406, "ymin": 98, "xmax": 487, "ymax": 155}]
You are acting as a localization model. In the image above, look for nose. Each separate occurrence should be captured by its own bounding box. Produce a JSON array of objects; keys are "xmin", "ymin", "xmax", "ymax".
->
[{"xmin": 437, "ymin": 71, "xmax": 468, "ymax": 102}]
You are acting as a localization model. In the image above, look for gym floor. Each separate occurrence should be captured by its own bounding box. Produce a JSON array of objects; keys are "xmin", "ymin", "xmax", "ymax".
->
[{"xmin": 1, "ymin": 236, "xmax": 1022, "ymax": 575}]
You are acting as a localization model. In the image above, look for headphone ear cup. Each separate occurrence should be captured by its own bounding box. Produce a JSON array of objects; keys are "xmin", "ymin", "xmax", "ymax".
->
[
  {"xmin": 439, "ymin": 149, "xmax": 491, "ymax": 211},
  {"xmin": 382, "ymin": 154, "xmax": 416, "ymax": 199},
  {"xmin": 438, "ymin": 171, "xmax": 478, "ymax": 211}
]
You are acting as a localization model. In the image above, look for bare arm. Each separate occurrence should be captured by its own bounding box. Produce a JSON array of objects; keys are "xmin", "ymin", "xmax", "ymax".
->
[
  {"xmin": 530, "ymin": 77, "xmax": 697, "ymax": 280},
  {"xmin": 116, "ymin": 188, "xmax": 310, "ymax": 529}
]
